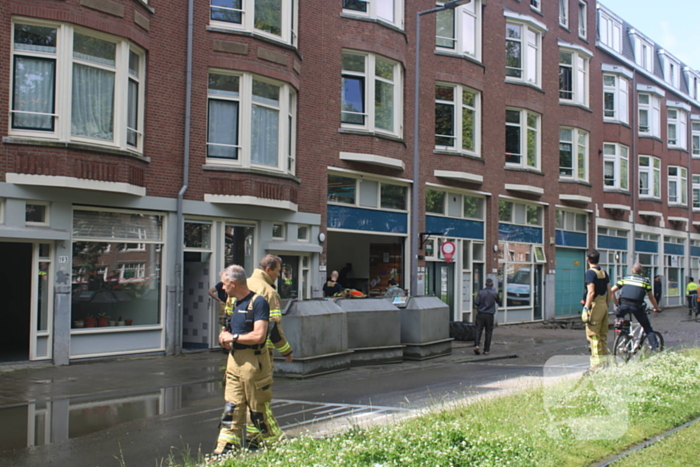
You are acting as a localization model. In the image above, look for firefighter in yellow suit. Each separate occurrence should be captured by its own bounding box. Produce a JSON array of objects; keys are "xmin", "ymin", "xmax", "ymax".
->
[
  {"xmin": 244, "ymin": 255, "xmax": 293, "ymax": 443},
  {"xmin": 583, "ymin": 249, "xmax": 612, "ymax": 372},
  {"xmin": 247, "ymin": 254, "xmax": 294, "ymax": 365},
  {"xmin": 208, "ymin": 265, "xmax": 282, "ymax": 463}
]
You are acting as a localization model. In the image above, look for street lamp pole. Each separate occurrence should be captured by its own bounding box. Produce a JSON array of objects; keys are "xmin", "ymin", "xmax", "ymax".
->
[{"xmin": 410, "ymin": 0, "xmax": 472, "ymax": 296}]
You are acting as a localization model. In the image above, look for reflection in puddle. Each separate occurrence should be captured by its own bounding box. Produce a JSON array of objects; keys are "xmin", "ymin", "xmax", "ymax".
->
[{"xmin": 0, "ymin": 381, "xmax": 220, "ymax": 452}]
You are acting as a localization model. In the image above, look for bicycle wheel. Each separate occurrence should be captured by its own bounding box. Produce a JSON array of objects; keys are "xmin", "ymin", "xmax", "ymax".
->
[
  {"xmin": 639, "ymin": 331, "xmax": 664, "ymax": 354},
  {"xmin": 612, "ymin": 334, "xmax": 633, "ymax": 363}
]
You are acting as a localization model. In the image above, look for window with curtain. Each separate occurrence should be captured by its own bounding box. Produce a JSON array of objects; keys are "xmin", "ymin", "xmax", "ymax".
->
[
  {"xmin": 206, "ymin": 71, "xmax": 296, "ymax": 173},
  {"xmin": 11, "ymin": 21, "xmax": 146, "ymax": 152}
]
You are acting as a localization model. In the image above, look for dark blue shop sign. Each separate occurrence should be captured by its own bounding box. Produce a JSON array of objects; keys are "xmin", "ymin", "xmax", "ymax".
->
[
  {"xmin": 664, "ymin": 243, "xmax": 684, "ymax": 255},
  {"xmin": 425, "ymin": 216, "xmax": 484, "ymax": 240},
  {"xmin": 327, "ymin": 205, "xmax": 407, "ymax": 234},
  {"xmin": 598, "ymin": 235, "xmax": 627, "ymax": 251},
  {"xmin": 555, "ymin": 230, "xmax": 587, "ymax": 248},
  {"xmin": 691, "ymin": 246, "xmax": 700, "ymax": 257},
  {"xmin": 498, "ymin": 223, "xmax": 543, "ymax": 244},
  {"xmin": 635, "ymin": 239, "xmax": 658, "ymax": 253}
]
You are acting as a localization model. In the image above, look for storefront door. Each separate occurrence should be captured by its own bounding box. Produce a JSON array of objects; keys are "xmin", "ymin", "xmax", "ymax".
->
[
  {"xmin": 0, "ymin": 242, "xmax": 32, "ymax": 362},
  {"xmin": 426, "ymin": 262, "xmax": 455, "ymax": 317}
]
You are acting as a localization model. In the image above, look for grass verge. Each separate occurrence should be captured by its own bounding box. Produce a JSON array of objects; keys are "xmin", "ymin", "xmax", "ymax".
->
[
  {"xmin": 178, "ymin": 350, "xmax": 700, "ymax": 467},
  {"xmin": 610, "ymin": 413, "xmax": 700, "ymax": 467}
]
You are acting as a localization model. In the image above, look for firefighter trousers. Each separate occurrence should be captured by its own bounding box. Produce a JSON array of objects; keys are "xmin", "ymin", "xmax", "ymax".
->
[
  {"xmin": 585, "ymin": 295, "xmax": 610, "ymax": 370},
  {"xmin": 215, "ymin": 347, "xmax": 283, "ymax": 452}
]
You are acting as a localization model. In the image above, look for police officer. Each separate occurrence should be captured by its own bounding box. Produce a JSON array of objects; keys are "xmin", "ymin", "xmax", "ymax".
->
[
  {"xmin": 209, "ymin": 265, "xmax": 282, "ymax": 463},
  {"xmin": 686, "ymin": 277, "xmax": 698, "ymax": 316},
  {"xmin": 583, "ymin": 249, "xmax": 612, "ymax": 372},
  {"xmin": 611, "ymin": 263, "xmax": 661, "ymax": 350}
]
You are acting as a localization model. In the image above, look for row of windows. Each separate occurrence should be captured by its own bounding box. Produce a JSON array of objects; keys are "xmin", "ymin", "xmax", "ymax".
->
[
  {"xmin": 603, "ymin": 74, "xmax": 698, "ymax": 151},
  {"xmin": 604, "ymin": 147, "xmax": 690, "ymax": 206},
  {"xmin": 600, "ymin": 7, "xmax": 700, "ymax": 101}
]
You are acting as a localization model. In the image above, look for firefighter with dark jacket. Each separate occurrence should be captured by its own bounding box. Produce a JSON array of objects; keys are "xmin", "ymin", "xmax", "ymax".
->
[
  {"xmin": 610, "ymin": 262, "xmax": 661, "ymax": 350},
  {"xmin": 209, "ymin": 265, "xmax": 282, "ymax": 463}
]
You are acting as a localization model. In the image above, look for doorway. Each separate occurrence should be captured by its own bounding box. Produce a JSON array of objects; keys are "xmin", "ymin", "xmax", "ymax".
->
[
  {"xmin": 426, "ymin": 262, "xmax": 455, "ymax": 316},
  {"xmin": 0, "ymin": 243, "xmax": 32, "ymax": 362}
]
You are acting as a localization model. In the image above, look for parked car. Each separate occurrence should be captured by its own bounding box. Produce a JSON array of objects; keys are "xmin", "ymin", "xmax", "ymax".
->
[{"xmin": 507, "ymin": 268, "xmax": 531, "ymax": 306}]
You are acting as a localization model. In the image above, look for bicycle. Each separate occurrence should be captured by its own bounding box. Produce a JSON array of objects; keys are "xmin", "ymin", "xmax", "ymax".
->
[{"xmin": 612, "ymin": 304, "xmax": 664, "ymax": 363}]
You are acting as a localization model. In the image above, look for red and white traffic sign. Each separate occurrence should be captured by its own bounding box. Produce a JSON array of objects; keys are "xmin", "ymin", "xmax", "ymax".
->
[{"xmin": 440, "ymin": 241, "xmax": 456, "ymax": 263}]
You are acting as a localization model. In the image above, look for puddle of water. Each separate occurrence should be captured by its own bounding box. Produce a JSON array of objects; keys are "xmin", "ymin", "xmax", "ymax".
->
[{"xmin": 0, "ymin": 381, "xmax": 221, "ymax": 453}]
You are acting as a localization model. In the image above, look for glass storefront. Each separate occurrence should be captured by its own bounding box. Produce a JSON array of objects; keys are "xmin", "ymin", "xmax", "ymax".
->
[{"xmin": 71, "ymin": 210, "xmax": 163, "ymax": 329}]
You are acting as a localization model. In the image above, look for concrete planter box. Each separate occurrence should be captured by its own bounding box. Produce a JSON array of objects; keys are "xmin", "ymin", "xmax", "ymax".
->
[
  {"xmin": 335, "ymin": 298, "xmax": 404, "ymax": 366},
  {"xmin": 401, "ymin": 296, "xmax": 453, "ymax": 360},
  {"xmin": 274, "ymin": 300, "xmax": 351, "ymax": 378}
]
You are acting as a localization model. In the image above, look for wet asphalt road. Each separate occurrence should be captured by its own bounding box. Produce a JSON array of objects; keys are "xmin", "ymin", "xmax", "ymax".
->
[{"xmin": 1, "ymin": 310, "xmax": 697, "ymax": 467}]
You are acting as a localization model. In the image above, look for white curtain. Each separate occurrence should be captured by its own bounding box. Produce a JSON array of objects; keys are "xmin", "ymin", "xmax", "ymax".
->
[
  {"xmin": 208, "ymin": 99, "xmax": 239, "ymax": 159},
  {"xmin": 71, "ymin": 63, "xmax": 115, "ymax": 140},
  {"xmin": 13, "ymin": 57, "xmax": 55, "ymax": 130},
  {"xmin": 251, "ymin": 104, "xmax": 279, "ymax": 166}
]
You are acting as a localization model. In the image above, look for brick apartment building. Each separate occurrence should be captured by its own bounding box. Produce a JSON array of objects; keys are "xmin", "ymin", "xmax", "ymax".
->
[{"xmin": 1, "ymin": 0, "xmax": 699, "ymax": 365}]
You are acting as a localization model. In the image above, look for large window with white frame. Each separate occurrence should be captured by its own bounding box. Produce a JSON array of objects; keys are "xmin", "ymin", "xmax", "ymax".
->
[
  {"xmin": 559, "ymin": 48, "xmax": 589, "ymax": 106},
  {"xmin": 603, "ymin": 143, "xmax": 628, "ymax": 191},
  {"xmin": 559, "ymin": 127, "xmax": 588, "ymax": 181},
  {"xmin": 327, "ymin": 174, "xmax": 408, "ymax": 211},
  {"xmin": 342, "ymin": 0, "xmax": 403, "ymax": 28},
  {"xmin": 692, "ymin": 120, "xmax": 700, "ymax": 156},
  {"xmin": 662, "ymin": 55, "xmax": 681, "ymax": 88},
  {"xmin": 71, "ymin": 209, "xmax": 163, "ymax": 329},
  {"xmin": 598, "ymin": 9, "xmax": 622, "ymax": 53},
  {"xmin": 578, "ymin": 1, "xmax": 587, "ymax": 38},
  {"xmin": 559, "ymin": 0, "xmax": 569, "ymax": 27},
  {"xmin": 435, "ymin": 0, "xmax": 481, "ymax": 61},
  {"xmin": 638, "ymin": 155, "xmax": 660, "ymax": 199},
  {"xmin": 10, "ymin": 20, "xmax": 146, "ymax": 153},
  {"xmin": 634, "ymin": 38, "xmax": 654, "ymax": 72},
  {"xmin": 603, "ymin": 74, "xmax": 629, "ymax": 124},
  {"xmin": 341, "ymin": 51, "xmax": 403, "ymax": 137},
  {"xmin": 506, "ymin": 108, "xmax": 540, "ymax": 170},
  {"xmin": 638, "ymin": 93, "xmax": 660, "ymax": 137},
  {"xmin": 210, "ymin": 0, "xmax": 298, "ymax": 46},
  {"xmin": 668, "ymin": 166, "xmax": 687, "ymax": 206},
  {"xmin": 207, "ymin": 71, "xmax": 296, "ymax": 174},
  {"xmin": 435, "ymin": 83, "xmax": 480, "ymax": 156},
  {"xmin": 667, "ymin": 108, "xmax": 687, "ymax": 149},
  {"xmin": 693, "ymin": 175, "xmax": 700, "ymax": 209},
  {"xmin": 505, "ymin": 19, "xmax": 543, "ymax": 87}
]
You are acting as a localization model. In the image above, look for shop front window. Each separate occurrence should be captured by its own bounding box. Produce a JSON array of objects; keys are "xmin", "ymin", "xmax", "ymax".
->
[{"xmin": 71, "ymin": 210, "xmax": 163, "ymax": 328}]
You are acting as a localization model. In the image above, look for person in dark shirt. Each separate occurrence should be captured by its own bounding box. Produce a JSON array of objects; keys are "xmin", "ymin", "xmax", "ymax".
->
[
  {"xmin": 208, "ymin": 281, "xmax": 228, "ymax": 327},
  {"xmin": 473, "ymin": 278, "xmax": 501, "ymax": 355},
  {"xmin": 653, "ymin": 275, "xmax": 662, "ymax": 308},
  {"xmin": 323, "ymin": 270, "xmax": 343, "ymax": 297}
]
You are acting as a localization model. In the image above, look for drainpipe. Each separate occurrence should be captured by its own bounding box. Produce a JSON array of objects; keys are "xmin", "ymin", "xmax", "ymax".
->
[
  {"xmin": 173, "ymin": 0, "xmax": 194, "ymax": 355},
  {"xmin": 631, "ymin": 69, "xmax": 637, "ymax": 273},
  {"xmin": 686, "ymin": 97, "xmax": 693, "ymax": 284}
]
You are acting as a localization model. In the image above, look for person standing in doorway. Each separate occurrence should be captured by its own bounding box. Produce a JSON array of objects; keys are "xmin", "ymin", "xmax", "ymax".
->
[
  {"xmin": 208, "ymin": 281, "xmax": 228, "ymax": 327},
  {"xmin": 686, "ymin": 277, "xmax": 698, "ymax": 316},
  {"xmin": 583, "ymin": 249, "xmax": 612, "ymax": 372},
  {"xmin": 473, "ymin": 278, "xmax": 500, "ymax": 355},
  {"xmin": 653, "ymin": 275, "xmax": 662, "ymax": 308}
]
